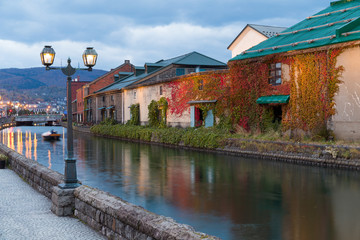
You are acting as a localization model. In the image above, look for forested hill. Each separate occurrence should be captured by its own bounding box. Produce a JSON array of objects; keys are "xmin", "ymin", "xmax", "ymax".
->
[
  {"xmin": 0, "ymin": 67, "xmax": 106, "ymax": 89},
  {"xmin": 0, "ymin": 67, "xmax": 107, "ymax": 102}
]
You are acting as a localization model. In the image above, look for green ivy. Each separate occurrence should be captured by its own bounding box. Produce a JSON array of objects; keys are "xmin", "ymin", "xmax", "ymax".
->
[
  {"xmin": 147, "ymin": 97, "xmax": 168, "ymax": 128},
  {"xmin": 129, "ymin": 103, "xmax": 140, "ymax": 125},
  {"xmin": 261, "ymin": 107, "xmax": 276, "ymax": 132},
  {"xmin": 148, "ymin": 100, "xmax": 160, "ymax": 127},
  {"xmin": 158, "ymin": 97, "xmax": 168, "ymax": 128}
]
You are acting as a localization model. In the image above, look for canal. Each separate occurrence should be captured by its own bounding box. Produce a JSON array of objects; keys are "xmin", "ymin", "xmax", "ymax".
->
[{"xmin": 1, "ymin": 126, "xmax": 360, "ymax": 240}]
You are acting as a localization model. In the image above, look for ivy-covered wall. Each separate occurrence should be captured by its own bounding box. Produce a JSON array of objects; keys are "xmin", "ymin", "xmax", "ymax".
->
[
  {"xmin": 285, "ymin": 49, "xmax": 343, "ymax": 137},
  {"xmin": 167, "ymin": 47, "xmax": 345, "ymax": 139}
]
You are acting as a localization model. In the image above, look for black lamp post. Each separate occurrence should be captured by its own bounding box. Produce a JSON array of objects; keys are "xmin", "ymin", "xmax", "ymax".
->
[{"xmin": 40, "ymin": 45, "xmax": 98, "ymax": 189}]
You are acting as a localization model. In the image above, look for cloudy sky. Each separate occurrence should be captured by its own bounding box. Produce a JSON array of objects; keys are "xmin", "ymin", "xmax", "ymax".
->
[{"xmin": 0, "ymin": 0, "xmax": 331, "ymax": 70}]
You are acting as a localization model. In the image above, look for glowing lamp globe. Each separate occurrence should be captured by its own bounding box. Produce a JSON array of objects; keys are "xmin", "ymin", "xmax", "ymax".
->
[
  {"xmin": 82, "ymin": 47, "xmax": 98, "ymax": 69},
  {"xmin": 40, "ymin": 46, "xmax": 55, "ymax": 67}
]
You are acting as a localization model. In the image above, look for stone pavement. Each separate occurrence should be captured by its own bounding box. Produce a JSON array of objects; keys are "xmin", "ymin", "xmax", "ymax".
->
[{"xmin": 0, "ymin": 169, "xmax": 106, "ymax": 240}]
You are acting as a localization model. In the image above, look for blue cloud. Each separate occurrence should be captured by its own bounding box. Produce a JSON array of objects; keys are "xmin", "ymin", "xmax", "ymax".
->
[{"xmin": 0, "ymin": 0, "xmax": 332, "ymax": 70}]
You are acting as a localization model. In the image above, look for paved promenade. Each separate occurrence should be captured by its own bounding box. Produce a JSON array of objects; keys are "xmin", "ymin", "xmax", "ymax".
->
[{"xmin": 0, "ymin": 169, "xmax": 105, "ymax": 240}]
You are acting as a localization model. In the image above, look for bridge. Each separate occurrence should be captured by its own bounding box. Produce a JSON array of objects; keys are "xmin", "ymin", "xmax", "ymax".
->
[{"xmin": 14, "ymin": 114, "xmax": 63, "ymax": 126}]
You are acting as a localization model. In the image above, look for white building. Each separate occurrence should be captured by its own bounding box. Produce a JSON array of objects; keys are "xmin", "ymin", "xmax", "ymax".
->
[{"xmin": 227, "ymin": 24, "xmax": 286, "ymax": 58}]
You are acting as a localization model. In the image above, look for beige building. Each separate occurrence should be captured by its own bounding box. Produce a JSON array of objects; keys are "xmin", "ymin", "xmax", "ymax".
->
[
  {"xmin": 122, "ymin": 52, "xmax": 227, "ymax": 127},
  {"xmin": 87, "ymin": 52, "xmax": 226, "ymax": 126},
  {"xmin": 227, "ymin": 24, "xmax": 286, "ymax": 58},
  {"xmin": 333, "ymin": 47, "xmax": 360, "ymax": 140},
  {"xmin": 124, "ymin": 78, "xmax": 191, "ymax": 128},
  {"xmin": 85, "ymin": 69, "xmax": 142, "ymax": 124}
]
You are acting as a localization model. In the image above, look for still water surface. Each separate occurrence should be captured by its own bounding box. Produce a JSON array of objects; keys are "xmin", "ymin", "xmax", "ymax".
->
[{"xmin": 1, "ymin": 126, "xmax": 360, "ymax": 240}]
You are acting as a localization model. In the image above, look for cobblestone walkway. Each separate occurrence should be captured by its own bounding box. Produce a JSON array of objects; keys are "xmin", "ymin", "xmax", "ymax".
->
[{"xmin": 0, "ymin": 169, "xmax": 105, "ymax": 240}]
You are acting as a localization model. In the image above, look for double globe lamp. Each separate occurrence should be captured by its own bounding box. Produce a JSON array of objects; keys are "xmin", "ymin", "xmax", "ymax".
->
[{"xmin": 40, "ymin": 46, "xmax": 98, "ymax": 189}]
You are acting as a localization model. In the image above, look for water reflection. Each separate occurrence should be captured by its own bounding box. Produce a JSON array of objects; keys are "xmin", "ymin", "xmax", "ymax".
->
[
  {"xmin": 1, "ymin": 126, "xmax": 360, "ymax": 240},
  {"xmin": 0, "ymin": 126, "xmax": 65, "ymax": 170}
]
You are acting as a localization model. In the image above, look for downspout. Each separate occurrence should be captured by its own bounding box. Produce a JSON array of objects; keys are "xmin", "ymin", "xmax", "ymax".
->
[
  {"xmin": 122, "ymin": 90, "xmax": 124, "ymax": 124},
  {"xmin": 95, "ymin": 97, "xmax": 98, "ymax": 123}
]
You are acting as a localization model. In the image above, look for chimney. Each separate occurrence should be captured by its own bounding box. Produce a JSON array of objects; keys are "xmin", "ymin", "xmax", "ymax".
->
[{"xmin": 125, "ymin": 60, "xmax": 130, "ymax": 64}]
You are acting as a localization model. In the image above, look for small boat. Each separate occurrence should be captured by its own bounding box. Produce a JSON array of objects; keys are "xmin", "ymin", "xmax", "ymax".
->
[{"xmin": 42, "ymin": 130, "xmax": 61, "ymax": 141}]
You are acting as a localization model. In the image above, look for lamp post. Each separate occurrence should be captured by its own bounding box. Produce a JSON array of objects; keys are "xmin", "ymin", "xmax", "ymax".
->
[{"xmin": 40, "ymin": 45, "xmax": 98, "ymax": 189}]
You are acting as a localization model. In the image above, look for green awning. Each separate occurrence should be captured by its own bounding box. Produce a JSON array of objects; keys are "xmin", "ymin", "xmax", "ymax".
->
[{"xmin": 256, "ymin": 95, "xmax": 290, "ymax": 104}]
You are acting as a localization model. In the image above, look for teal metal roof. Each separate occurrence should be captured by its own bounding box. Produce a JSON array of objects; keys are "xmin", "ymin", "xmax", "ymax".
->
[
  {"xmin": 94, "ymin": 73, "xmax": 138, "ymax": 93},
  {"xmin": 95, "ymin": 52, "xmax": 226, "ymax": 94},
  {"xmin": 157, "ymin": 51, "xmax": 226, "ymax": 67},
  {"xmin": 230, "ymin": 0, "xmax": 360, "ymax": 61}
]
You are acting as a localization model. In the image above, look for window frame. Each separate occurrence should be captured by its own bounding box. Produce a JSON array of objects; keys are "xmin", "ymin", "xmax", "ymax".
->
[
  {"xmin": 176, "ymin": 68, "xmax": 185, "ymax": 76},
  {"xmin": 268, "ymin": 63, "xmax": 282, "ymax": 86}
]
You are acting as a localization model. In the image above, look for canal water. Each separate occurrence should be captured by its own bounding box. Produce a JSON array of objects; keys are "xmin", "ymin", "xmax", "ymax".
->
[{"xmin": 1, "ymin": 126, "xmax": 360, "ymax": 240}]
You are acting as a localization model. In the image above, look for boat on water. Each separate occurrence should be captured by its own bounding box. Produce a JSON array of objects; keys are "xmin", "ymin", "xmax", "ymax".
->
[{"xmin": 42, "ymin": 130, "xmax": 61, "ymax": 141}]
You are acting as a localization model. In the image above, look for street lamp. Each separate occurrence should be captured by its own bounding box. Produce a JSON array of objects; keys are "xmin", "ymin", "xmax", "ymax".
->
[{"xmin": 40, "ymin": 45, "xmax": 98, "ymax": 189}]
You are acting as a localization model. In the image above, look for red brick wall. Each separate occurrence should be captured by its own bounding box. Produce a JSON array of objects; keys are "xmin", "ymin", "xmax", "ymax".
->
[
  {"xmin": 70, "ymin": 81, "xmax": 90, "ymax": 102},
  {"xmin": 88, "ymin": 61, "xmax": 135, "ymax": 94},
  {"xmin": 74, "ymin": 60, "xmax": 135, "ymax": 123},
  {"xmin": 76, "ymin": 86, "xmax": 85, "ymax": 115}
]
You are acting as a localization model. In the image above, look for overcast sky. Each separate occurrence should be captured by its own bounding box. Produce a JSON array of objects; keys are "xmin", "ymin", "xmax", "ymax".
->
[{"xmin": 0, "ymin": 0, "xmax": 331, "ymax": 70}]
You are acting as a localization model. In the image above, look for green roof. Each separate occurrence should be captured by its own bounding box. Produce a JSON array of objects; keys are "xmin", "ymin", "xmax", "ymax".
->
[
  {"xmin": 157, "ymin": 51, "xmax": 227, "ymax": 67},
  {"xmin": 230, "ymin": 0, "xmax": 360, "ymax": 61},
  {"xmin": 95, "ymin": 52, "xmax": 226, "ymax": 94},
  {"xmin": 256, "ymin": 95, "xmax": 290, "ymax": 104}
]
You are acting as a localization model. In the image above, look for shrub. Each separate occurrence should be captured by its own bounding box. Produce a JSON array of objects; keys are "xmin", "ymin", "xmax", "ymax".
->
[
  {"xmin": 0, "ymin": 153, "xmax": 8, "ymax": 166},
  {"xmin": 100, "ymin": 117, "xmax": 117, "ymax": 125},
  {"xmin": 91, "ymin": 124, "xmax": 228, "ymax": 149},
  {"xmin": 0, "ymin": 154, "xmax": 8, "ymax": 161}
]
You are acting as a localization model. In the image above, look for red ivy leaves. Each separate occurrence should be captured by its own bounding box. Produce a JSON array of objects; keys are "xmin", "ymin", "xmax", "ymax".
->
[
  {"xmin": 167, "ymin": 70, "xmax": 229, "ymax": 117},
  {"xmin": 166, "ymin": 49, "xmax": 343, "ymax": 134}
]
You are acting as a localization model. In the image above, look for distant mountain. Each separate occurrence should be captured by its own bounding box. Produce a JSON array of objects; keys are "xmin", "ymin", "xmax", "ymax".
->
[
  {"xmin": 0, "ymin": 67, "xmax": 107, "ymax": 102},
  {"xmin": 0, "ymin": 67, "xmax": 107, "ymax": 89}
]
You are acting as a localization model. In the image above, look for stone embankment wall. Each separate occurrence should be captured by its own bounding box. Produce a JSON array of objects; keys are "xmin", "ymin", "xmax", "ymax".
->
[
  {"xmin": 73, "ymin": 124, "xmax": 91, "ymax": 133},
  {"xmin": 74, "ymin": 186, "xmax": 218, "ymax": 240},
  {"xmin": 0, "ymin": 142, "xmax": 218, "ymax": 240},
  {"xmin": 221, "ymin": 138, "xmax": 360, "ymax": 170},
  {"xmin": 0, "ymin": 144, "xmax": 63, "ymax": 198}
]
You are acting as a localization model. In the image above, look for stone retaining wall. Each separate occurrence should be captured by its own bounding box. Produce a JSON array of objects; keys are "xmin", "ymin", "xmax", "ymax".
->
[
  {"xmin": 73, "ymin": 125, "xmax": 91, "ymax": 133},
  {"xmin": 220, "ymin": 138, "xmax": 360, "ymax": 170},
  {"xmin": 0, "ymin": 143, "xmax": 63, "ymax": 198},
  {"xmin": 74, "ymin": 186, "xmax": 219, "ymax": 240}
]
